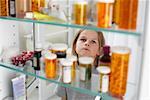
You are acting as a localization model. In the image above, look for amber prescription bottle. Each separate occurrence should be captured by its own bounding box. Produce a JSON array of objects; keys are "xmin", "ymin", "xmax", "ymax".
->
[
  {"xmin": 113, "ymin": 0, "xmax": 138, "ymax": 29},
  {"xmin": 0, "ymin": 0, "xmax": 8, "ymax": 16},
  {"xmin": 61, "ymin": 59, "xmax": 72, "ymax": 84},
  {"xmin": 97, "ymin": 0, "xmax": 114, "ymax": 28},
  {"xmin": 109, "ymin": 46, "xmax": 130, "ymax": 97},
  {"xmin": 73, "ymin": 1, "xmax": 88, "ymax": 25},
  {"xmin": 97, "ymin": 66, "xmax": 111, "ymax": 93},
  {"xmin": 45, "ymin": 53, "xmax": 57, "ymax": 79},
  {"xmin": 32, "ymin": 0, "xmax": 45, "ymax": 12},
  {"xmin": 79, "ymin": 57, "xmax": 94, "ymax": 81}
]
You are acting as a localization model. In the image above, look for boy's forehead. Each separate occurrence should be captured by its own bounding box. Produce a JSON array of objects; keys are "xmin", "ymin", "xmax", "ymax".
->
[{"xmin": 80, "ymin": 30, "xmax": 98, "ymax": 38}]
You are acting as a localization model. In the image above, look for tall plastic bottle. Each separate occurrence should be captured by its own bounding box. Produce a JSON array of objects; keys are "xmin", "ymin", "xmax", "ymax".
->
[
  {"xmin": 32, "ymin": 0, "xmax": 45, "ymax": 12},
  {"xmin": 97, "ymin": 0, "xmax": 115, "ymax": 28},
  {"xmin": 73, "ymin": 0, "xmax": 88, "ymax": 25},
  {"xmin": 113, "ymin": 0, "xmax": 138, "ymax": 29}
]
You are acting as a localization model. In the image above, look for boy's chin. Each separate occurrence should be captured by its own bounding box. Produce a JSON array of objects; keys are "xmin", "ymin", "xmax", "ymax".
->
[{"xmin": 79, "ymin": 53, "xmax": 93, "ymax": 58}]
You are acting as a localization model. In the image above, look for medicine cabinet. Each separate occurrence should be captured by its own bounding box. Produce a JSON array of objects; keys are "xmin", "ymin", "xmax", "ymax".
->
[{"xmin": 0, "ymin": 0, "xmax": 148, "ymax": 100}]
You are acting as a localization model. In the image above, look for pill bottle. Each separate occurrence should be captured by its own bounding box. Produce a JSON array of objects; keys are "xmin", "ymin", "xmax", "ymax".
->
[
  {"xmin": 109, "ymin": 46, "xmax": 130, "ymax": 97},
  {"xmin": 67, "ymin": 55, "xmax": 77, "ymax": 81},
  {"xmin": 97, "ymin": 66, "xmax": 110, "ymax": 93},
  {"xmin": 51, "ymin": 43, "xmax": 68, "ymax": 58},
  {"xmin": 99, "ymin": 45, "xmax": 111, "ymax": 67},
  {"xmin": 61, "ymin": 59, "xmax": 72, "ymax": 84},
  {"xmin": 16, "ymin": 0, "xmax": 31, "ymax": 17},
  {"xmin": 51, "ymin": 43, "xmax": 68, "ymax": 75},
  {"xmin": 97, "ymin": 0, "xmax": 114, "ymax": 28},
  {"xmin": 73, "ymin": 0, "xmax": 88, "ymax": 25},
  {"xmin": 113, "ymin": 0, "xmax": 138, "ymax": 29},
  {"xmin": 0, "ymin": 0, "xmax": 8, "ymax": 16},
  {"xmin": 79, "ymin": 57, "xmax": 94, "ymax": 81},
  {"xmin": 9, "ymin": 0, "xmax": 16, "ymax": 17},
  {"xmin": 45, "ymin": 53, "xmax": 57, "ymax": 79},
  {"xmin": 32, "ymin": 0, "xmax": 45, "ymax": 12}
]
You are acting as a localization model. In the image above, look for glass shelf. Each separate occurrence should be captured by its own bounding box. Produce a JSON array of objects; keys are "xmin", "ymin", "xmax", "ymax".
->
[
  {"xmin": 0, "ymin": 62, "xmax": 136, "ymax": 100},
  {"xmin": 0, "ymin": 62, "xmax": 117, "ymax": 100},
  {"xmin": 0, "ymin": 16, "xmax": 141, "ymax": 37}
]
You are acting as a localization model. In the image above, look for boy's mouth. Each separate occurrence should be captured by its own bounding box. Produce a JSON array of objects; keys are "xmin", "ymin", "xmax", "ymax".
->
[{"xmin": 82, "ymin": 48, "xmax": 90, "ymax": 51}]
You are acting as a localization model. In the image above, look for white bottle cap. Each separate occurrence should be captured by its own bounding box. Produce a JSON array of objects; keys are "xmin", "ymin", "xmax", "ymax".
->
[
  {"xmin": 97, "ymin": 0, "xmax": 115, "ymax": 3},
  {"xmin": 111, "ymin": 46, "xmax": 130, "ymax": 54},
  {"xmin": 52, "ymin": 43, "xmax": 68, "ymax": 51},
  {"xmin": 61, "ymin": 59, "xmax": 72, "ymax": 66},
  {"xmin": 36, "ymin": 42, "xmax": 42, "ymax": 49},
  {"xmin": 67, "ymin": 55, "xmax": 77, "ymax": 62},
  {"xmin": 35, "ymin": 42, "xmax": 43, "ymax": 51},
  {"xmin": 45, "ymin": 53, "xmax": 57, "ymax": 60},
  {"xmin": 96, "ymin": 66, "xmax": 111, "ymax": 74},
  {"xmin": 75, "ymin": 1, "xmax": 87, "ymax": 4},
  {"xmin": 25, "ymin": 12, "xmax": 33, "ymax": 19},
  {"xmin": 79, "ymin": 57, "xmax": 94, "ymax": 65}
]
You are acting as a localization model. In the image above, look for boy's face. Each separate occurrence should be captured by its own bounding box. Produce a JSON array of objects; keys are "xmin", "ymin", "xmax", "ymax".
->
[{"xmin": 76, "ymin": 30, "xmax": 100, "ymax": 58}]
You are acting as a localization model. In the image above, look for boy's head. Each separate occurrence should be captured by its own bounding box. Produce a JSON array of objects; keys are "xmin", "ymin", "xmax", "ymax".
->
[{"xmin": 72, "ymin": 29, "xmax": 105, "ymax": 59}]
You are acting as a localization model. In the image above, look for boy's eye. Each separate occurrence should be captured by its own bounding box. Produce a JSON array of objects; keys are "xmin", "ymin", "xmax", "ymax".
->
[
  {"xmin": 80, "ymin": 38, "xmax": 86, "ymax": 42},
  {"xmin": 91, "ymin": 40, "xmax": 96, "ymax": 44}
]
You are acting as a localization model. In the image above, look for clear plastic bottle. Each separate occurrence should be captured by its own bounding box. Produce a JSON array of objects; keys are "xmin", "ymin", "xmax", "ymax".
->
[
  {"xmin": 97, "ymin": 66, "xmax": 110, "ymax": 93},
  {"xmin": 61, "ymin": 59, "xmax": 72, "ymax": 84},
  {"xmin": 79, "ymin": 57, "xmax": 94, "ymax": 81},
  {"xmin": 67, "ymin": 55, "xmax": 77, "ymax": 81}
]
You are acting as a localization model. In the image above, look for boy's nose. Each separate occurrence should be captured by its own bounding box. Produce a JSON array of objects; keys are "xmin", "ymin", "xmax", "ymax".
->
[{"xmin": 85, "ymin": 41, "xmax": 90, "ymax": 46}]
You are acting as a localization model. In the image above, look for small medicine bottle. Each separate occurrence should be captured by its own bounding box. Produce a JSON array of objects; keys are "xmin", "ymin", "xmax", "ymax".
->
[
  {"xmin": 51, "ymin": 43, "xmax": 68, "ymax": 76},
  {"xmin": 61, "ymin": 59, "xmax": 72, "ymax": 84},
  {"xmin": 40, "ymin": 50, "xmax": 51, "ymax": 72},
  {"xmin": 79, "ymin": 57, "xmax": 94, "ymax": 82},
  {"xmin": 33, "ymin": 43, "xmax": 42, "ymax": 75},
  {"xmin": 9, "ymin": 0, "xmax": 16, "ymax": 17},
  {"xmin": 97, "ymin": 0, "xmax": 114, "ymax": 28},
  {"xmin": 99, "ymin": 45, "xmax": 111, "ymax": 66},
  {"xmin": 45, "ymin": 53, "xmax": 57, "ymax": 79},
  {"xmin": 97, "ymin": 66, "xmax": 111, "ymax": 93},
  {"xmin": 51, "ymin": 43, "xmax": 68, "ymax": 58},
  {"xmin": 67, "ymin": 55, "xmax": 77, "ymax": 81}
]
